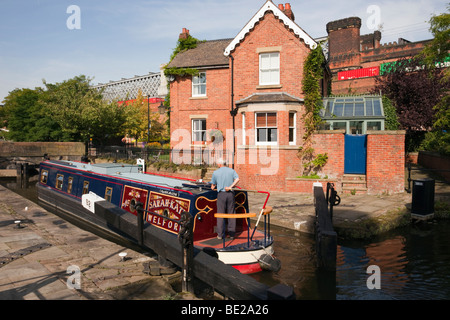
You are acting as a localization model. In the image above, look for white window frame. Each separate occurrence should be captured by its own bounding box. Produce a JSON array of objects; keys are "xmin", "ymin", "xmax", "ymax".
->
[
  {"xmin": 289, "ymin": 112, "xmax": 296, "ymax": 145},
  {"xmin": 259, "ymin": 52, "xmax": 280, "ymax": 86},
  {"xmin": 192, "ymin": 72, "xmax": 207, "ymax": 97},
  {"xmin": 255, "ymin": 112, "xmax": 278, "ymax": 146},
  {"xmin": 242, "ymin": 112, "xmax": 246, "ymax": 146},
  {"xmin": 191, "ymin": 119, "xmax": 206, "ymax": 142}
]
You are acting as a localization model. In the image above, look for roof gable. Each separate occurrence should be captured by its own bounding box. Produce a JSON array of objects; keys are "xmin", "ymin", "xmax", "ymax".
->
[{"xmin": 224, "ymin": 0, "xmax": 317, "ymax": 56}]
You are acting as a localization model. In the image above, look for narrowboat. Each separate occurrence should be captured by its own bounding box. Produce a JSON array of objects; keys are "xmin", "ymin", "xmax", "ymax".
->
[{"xmin": 37, "ymin": 159, "xmax": 279, "ymax": 274}]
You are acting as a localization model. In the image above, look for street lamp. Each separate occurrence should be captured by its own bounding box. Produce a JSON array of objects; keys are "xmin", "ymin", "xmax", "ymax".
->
[
  {"xmin": 158, "ymin": 100, "xmax": 171, "ymax": 115},
  {"xmin": 147, "ymin": 95, "xmax": 151, "ymax": 144}
]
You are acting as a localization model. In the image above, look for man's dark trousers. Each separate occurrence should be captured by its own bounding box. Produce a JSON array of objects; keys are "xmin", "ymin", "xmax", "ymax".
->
[{"xmin": 216, "ymin": 191, "xmax": 236, "ymax": 238}]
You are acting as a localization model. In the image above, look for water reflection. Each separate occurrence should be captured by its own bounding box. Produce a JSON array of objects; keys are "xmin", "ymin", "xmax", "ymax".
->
[{"xmin": 337, "ymin": 223, "xmax": 450, "ymax": 300}]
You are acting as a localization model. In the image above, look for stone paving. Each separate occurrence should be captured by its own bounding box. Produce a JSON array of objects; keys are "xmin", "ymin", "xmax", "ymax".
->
[{"xmin": 0, "ymin": 185, "xmax": 186, "ymax": 300}]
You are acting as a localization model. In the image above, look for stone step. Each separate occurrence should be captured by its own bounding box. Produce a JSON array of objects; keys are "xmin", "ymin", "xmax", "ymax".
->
[
  {"xmin": 342, "ymin": 174, "xmax": 366, "ymax": 181},
  {"xmin": 342, "ymin": 180, "xmax": 367, "ymax": 186},
  {"xmin": 342, "ymin": 174, "xmax": 367, "ymax": 194},
  {"xmin": 342, "ymin": 186, "xmax": 368, "ymax": 194},
  {"xmin": 202, "ymin": 167, "xmax": 217, "ymax": 180}
]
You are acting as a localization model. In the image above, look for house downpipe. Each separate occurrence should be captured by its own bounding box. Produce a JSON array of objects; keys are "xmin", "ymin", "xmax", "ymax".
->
[{"xmin": 229, "ymin": 54, "xmax": 237, "ymax": 169}]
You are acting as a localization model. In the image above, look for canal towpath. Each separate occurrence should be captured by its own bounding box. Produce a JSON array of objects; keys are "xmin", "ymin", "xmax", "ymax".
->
[{"xmin": 0, "ymin": 184, "xmax": 191, "ymax": 300}]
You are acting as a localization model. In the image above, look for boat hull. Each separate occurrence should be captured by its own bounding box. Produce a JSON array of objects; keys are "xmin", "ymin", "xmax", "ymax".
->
[{"xmin": 36, "ymin": 160, "xmax": 278, "ymax": 273}]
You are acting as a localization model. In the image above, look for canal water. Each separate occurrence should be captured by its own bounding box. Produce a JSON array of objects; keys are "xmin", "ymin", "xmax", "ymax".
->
[{"xmin": 3, "ymin": 179, "xmax": 450, "ymax": 300}]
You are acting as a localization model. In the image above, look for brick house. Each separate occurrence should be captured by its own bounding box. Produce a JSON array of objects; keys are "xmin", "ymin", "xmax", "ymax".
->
[{"xmin": 166, "ymin": 1, "xmax": 405, "ymax": 195}]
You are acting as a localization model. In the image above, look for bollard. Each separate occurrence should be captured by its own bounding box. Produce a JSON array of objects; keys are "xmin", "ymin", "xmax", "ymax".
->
[
  {"xmin": 135, "ymin": 202, "xmax": 144, "ymax": 246},
  {"xmin": 178, "ymin": 211, "xmax": 194, "ymax": 293},
  {"xmin": 326, "ymin": 182, "xmax": 340, "ymax": 221}
]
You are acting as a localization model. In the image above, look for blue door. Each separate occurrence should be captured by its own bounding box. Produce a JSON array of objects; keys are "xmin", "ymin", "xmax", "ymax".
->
[{"xmin": 344, "ymin": 135, "xmax": 367, "ymax": 174}]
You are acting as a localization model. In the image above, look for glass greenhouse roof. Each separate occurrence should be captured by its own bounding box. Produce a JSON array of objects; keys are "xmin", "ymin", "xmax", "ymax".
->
[{"xmin": 320, "ymin": 96, "xmax": 384, "ymax": 119}]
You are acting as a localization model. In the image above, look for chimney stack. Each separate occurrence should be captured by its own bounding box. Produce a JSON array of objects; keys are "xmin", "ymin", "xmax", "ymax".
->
[
  {"xmin": 278, "ymin": 3, "xmax": 294, "ymax": 21},
  {"xmin": 179, "ymin": 28, "xmax": 190, "ymax": 40},
  {"xmin": 284, "ymin": 3, "xmax": 295, "ymax": 21}
]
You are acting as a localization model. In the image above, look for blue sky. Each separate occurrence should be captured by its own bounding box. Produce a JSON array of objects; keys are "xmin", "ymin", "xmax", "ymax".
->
[{"xmin": 0, "ymin": 0, "xmax": 446, "ymax": 102}]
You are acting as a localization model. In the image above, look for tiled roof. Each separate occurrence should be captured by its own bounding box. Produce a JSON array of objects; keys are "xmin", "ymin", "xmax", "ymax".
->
[
  {"xmin": 167, "ymin": 38, "xmax": 232, "ymax": 69},
  {"xmin": 236, "ymin": 92, "xmax": 304, "ymax": 105}
]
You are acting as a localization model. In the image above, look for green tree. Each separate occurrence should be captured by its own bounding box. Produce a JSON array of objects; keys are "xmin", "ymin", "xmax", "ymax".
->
[
  {"xmin": 1, "ymin": 88, "xmax": 65, "ymax": 141},
  {"xmin": 122, "ymin": 90, "xmax": 163, "ymax": 144},
  {"xmin": 419, "ymin": 7, "xmax": 450, "ymax": 155},
  {"xmin": 421, "ymin": 5, "xmax": 450, "ymax": 68},
  {"xmin": 42, "ymin": 75, "xmax": 130, "ymax": 144}
]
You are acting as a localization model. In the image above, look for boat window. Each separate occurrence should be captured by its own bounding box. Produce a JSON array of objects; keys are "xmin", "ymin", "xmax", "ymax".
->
[
  {"xmin": 40, "ymin": 170, "xmax": 48, "ymax": 184},
  {"xmin": 56, "ymin": 174, "xmax": 64, "ymax": 190},
  {"xmin": 105, "ymin": 187, "xmax": 113, "ymax": 202},
  {"xmin": 82, "ymin": 181, "xmax": 89, "ymax": 195},
  {"xmin": 67, "ymin": 177, "xmax": 73, "ymax": 194}
]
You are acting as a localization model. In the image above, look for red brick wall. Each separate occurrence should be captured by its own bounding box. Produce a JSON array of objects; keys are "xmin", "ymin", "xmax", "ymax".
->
[
  {"xmin": 234, "ymin": 131, "xmax": 346, "ymax": 193},
  {"xmin": 169, "ymin": 68, "xmax": 231, "ymax": 150},
  {"xmin": 366, "ymin": 131, "xmax": 405, "ymax": 194},
  {"xmin": 232, "ymin": 12, "xmax": 311, "ymax": 101}
]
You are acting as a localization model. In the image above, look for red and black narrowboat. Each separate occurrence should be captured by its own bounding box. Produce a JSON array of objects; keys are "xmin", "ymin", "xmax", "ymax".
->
[{"xmin": 37, "ymin": 159, "xmax": 279, "ymax": 274}]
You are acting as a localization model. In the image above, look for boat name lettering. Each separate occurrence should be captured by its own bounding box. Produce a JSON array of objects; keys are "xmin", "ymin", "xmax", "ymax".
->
[
  {"xmin": 158, "ymin": 189, "xmax": 178, "ymax": 197},
  {"xmin": 148, "ymin": 214, "xmax": 180, "ymax": 232},
  {"xmin": 146, "ymin": 192, "xmax": 191, "ymax": 234},
  {"xmin": 148, "ymin": 199, "xmax": 185, "ymax": 215}
]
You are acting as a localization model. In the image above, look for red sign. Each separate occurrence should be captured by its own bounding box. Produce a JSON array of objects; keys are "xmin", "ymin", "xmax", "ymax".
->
[
  {"xmin": 146, "ymin": 192, "xmax": 191, "ymax": 234},
  {"xmin": 121, "ymin": 185, "xmax": 149, "ymax": 215},
  {"xmin": 338, "ymin": 66, "xmax": 380, "ymax": 80}
]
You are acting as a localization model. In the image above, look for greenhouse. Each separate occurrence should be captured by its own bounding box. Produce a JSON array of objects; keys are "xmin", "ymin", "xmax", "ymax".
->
[{"xmin": 320, "ymin": 95, "xmax": 385, "ymax": 134}]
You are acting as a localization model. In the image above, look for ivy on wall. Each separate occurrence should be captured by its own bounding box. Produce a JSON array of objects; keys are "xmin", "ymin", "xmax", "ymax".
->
[
  {"xmin": 164, "ymin": 35, "xmax": 203, "ymax": 77},
  {"xmin": 162, "ymin": 34, "xmax": 204, "ymax": 134},
  {"xmin": 298, "ymin": 44, "xmax": 328, "ymax": 177}
]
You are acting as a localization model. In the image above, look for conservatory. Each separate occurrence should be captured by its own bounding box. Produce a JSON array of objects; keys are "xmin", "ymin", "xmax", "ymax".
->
[{"xmin": 320, "ymin": 95, "xmax": 385, "ymax": 134}]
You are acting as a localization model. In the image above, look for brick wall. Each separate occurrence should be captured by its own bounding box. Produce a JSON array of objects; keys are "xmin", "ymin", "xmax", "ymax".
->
[
  {"xmin": 366, "ymin": 131, "xmax": 405, "ymax": 194},
  {"xmin": 0, "ymin": 142, "xmax": 85, "ymax": 167},
  {"xmin": 234, "ymin": 131, "xmax": 346, "ymax": 193},
  {"xmin": 169, "ymin": 68, "xmax": 231, "ymax": 150},
  {"xmin": 232, "ymin": 12, "xmax": 311, "ymax": 101},
  {"xmin": 312, "ymin": 130, "xmax": 345, "ymax": 180},
  {"xmin": 0, "ymin": 142, "xmax": 85, "ymax": 158}
]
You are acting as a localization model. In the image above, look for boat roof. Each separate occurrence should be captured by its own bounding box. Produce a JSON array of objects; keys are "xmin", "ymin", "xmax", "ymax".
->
[{"xmin": 44, "ymin": 160, "xmax": 200, "ymax": 190}]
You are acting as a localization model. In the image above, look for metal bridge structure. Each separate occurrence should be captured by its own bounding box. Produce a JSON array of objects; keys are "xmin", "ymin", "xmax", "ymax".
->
[{"xmin": 92, "ymin": 72, "xmax": 165, "ymax": 102}]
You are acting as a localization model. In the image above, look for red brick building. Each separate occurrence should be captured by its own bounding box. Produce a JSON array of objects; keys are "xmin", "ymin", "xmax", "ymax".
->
[
  {"xmin": 166, "ymin": 1, "xmax": 406, "ymax": 195},
  {"xmin": 326, "ymin": 16, "xmax": 431, "ymax": 94}
]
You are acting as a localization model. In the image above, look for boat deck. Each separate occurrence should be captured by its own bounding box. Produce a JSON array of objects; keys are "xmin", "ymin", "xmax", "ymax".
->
[
  {"xmin": 195, "ymin": 229, "xmax": 268, "ymax": 250},
  {"xmin": 44, "ymin": 160, "xmax": 197, "ymax": 189}
]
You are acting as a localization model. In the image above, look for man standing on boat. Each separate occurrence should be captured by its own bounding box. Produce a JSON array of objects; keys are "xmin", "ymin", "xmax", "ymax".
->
[{"xmin": 210, "ymin": 159, "xmax": 240, "ymax": 240}]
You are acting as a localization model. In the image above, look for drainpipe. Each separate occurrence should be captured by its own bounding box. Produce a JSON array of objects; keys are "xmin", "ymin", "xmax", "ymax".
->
[{"xmin": 229, "ymin": 54, "xmax": 236, "ymax": 169}]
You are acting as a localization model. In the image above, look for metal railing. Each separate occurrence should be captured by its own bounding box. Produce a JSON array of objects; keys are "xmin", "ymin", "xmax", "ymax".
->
[{"xmin": 94, "ymin": 146, "xmax": 233, "ymax": 167}]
